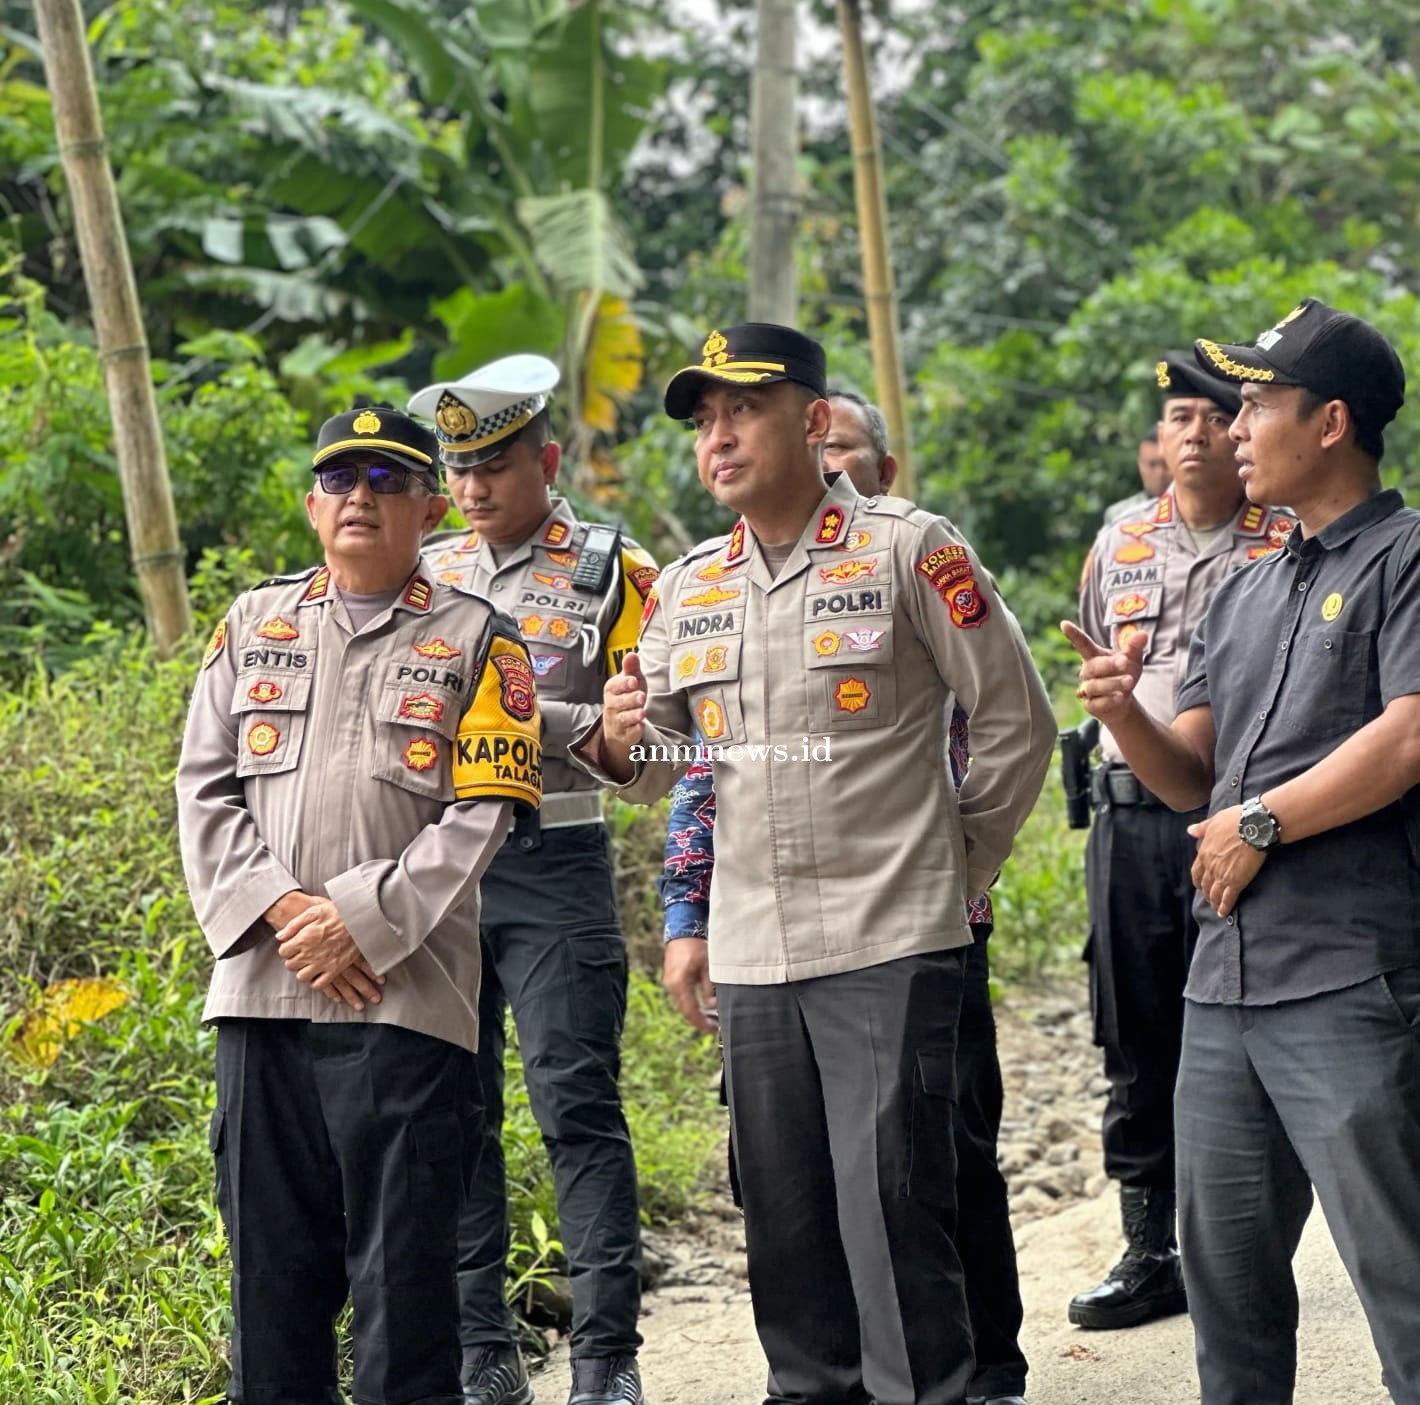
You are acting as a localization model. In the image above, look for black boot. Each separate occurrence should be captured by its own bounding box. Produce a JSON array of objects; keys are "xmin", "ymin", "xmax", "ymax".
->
[
  {"xmin": 462, "ymin": 1342, "xmax": 534, "ymax": 1405},
  {"xmin": 567, "ymin": 1353, "xmax": 644, "ymax": 1404},
  {"xmin": 1067, "ymin": 1185, "xmax": 1188, "ymax": 1330}
]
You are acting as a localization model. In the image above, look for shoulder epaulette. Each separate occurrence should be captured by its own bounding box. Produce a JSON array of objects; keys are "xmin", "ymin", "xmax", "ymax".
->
[{"xmin": 252, "ymin": 565, "xmax": 321, "ymax": 591}]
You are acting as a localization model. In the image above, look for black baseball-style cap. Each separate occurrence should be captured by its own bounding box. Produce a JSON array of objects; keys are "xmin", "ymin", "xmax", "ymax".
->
[
  {"xmin": 1154, "ymin": 351, "xmax": 1241, "ymax": 415},
  {"xmin": 663, "ymin": 323, "xmax": 829, "ymax": 420},
  {"xmin": 1193, "ymin": 298, "xmax": 1405, "ymax": 442},
  {"xmin": 313, "ymin": 407, "xmax": 440, "ymax": 483}
]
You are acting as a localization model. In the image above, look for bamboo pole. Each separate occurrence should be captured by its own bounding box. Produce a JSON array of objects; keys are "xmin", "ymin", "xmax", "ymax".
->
[
  {"xmin": 35, "ymin": 0, "xmax": 191, "ymax": 656},
  {"xmin": 837, "ymin": 0, "xmax": 915, "ymax": 497},
  {"xmin": 749, "ymin": 0, "xmax": 800, "ymax": 325}
]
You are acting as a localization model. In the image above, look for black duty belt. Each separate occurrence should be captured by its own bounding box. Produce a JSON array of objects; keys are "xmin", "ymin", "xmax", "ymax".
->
[{"xmin": 1090, "ymin": 765, "xmax": 1167, "ymax": 809}]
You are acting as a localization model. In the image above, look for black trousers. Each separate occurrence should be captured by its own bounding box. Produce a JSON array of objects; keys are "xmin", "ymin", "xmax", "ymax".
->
[
  {"xmin": 212, "ymin": 1019, "xmax": 479, "ymax": 1405},
  {"xmin": 956, "ymin": 935, "xmax": 1027, "ymax": 1402},
  {"xmin": 1176, "ymin": 974, "xmax": 1420, "ymax": 1405},
  {"xmin": 1084, "ymin": 799, "xmax": 1202, "ymax": 1187},
  {"xmin": 459, "ymin": 822, "xmax": 641, "ymax": 1360},
  {"xmin": 720, "ymin": 950, "xmax": 973, "ymax": 1405}
]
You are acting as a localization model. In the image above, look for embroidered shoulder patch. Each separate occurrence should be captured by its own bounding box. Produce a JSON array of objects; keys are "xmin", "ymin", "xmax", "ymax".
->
[{"xmin": 201, "ymin": 619, "xmax": 227, "ymax": 670}]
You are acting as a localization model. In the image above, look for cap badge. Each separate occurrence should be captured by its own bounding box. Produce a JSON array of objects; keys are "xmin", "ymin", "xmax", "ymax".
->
[
  {"xmin": 436, "ymin": 392, "xmax": 479, "ymax": 439},
  {"xmin": 1155, "ymin": 361, "xmax": 1171, "ymax": 389},
  {"xmin": 1257, "ymin": 302, "xmax": 1308, "ymax": 351},
  {"xmin": 701, "ymin": 330, "xmax": 730, "ymax": 368},
  {"xmin": 352, "ymin": 410, "xmax": 382, "ymax": 435}
]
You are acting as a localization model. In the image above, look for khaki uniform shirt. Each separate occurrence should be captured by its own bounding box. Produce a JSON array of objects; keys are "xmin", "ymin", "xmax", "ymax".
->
[
  {"xmin": 178, "ymin": 565, "xmax": 543, "ymax": 1051},
  {"xmin": 574, "ymin": 474, "xmax": 1054, "ymax": 985},
  {"xmin": 424, "ymin": 499, "xmax": 658, "ymax": 813},
  {"xmin": 1080, "ymin": 491, "xmax": 1296, "ymax": 765}
]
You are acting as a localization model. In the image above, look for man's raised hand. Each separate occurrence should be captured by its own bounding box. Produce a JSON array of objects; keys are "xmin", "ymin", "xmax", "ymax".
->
[
  {"xmin": 1060, "ymin": 621, "xmax": 1147, "ymax": 725},
  {"xmin": 602, "ymin": 652, "xmax": 648, "ymax": 750}
]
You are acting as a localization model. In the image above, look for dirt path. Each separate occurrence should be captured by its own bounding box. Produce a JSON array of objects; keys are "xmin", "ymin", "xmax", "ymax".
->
[{"xmin": 529, "ymin": 983, "xmax": 1389, "ymax": 1403}]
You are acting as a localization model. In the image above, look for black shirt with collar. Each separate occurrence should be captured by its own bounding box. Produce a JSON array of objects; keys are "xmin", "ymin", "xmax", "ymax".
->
[{"xmin": 1175, "ymin": 488, "xmax": 1420, "ymax": 1005}]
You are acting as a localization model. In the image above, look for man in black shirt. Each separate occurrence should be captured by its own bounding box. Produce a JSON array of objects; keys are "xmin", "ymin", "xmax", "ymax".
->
[{"xmin": 1063, "ymin": 299, "xmax": 1420, "ymax": 1405}]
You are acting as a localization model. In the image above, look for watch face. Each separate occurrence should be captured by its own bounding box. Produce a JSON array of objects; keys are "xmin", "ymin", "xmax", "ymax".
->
[{"xmin": 1242, "ymin": 822, "xmax": 1261, "ymax": 843}]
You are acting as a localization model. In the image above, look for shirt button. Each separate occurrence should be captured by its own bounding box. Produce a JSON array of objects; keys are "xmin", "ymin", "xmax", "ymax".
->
[
  {"xmin": 1297, "ymin": 581, "xmax": 1308, "ymax": 592},
  {"xmin": 1323, "ymin": 638, "xmax": 1333, "ymax": 650},
  {"xmin": 1258, "ymin": 710, "xmax": 1267, "ymax": 720},
  {"xmin": 1229, "ymin": 776, "xmax": 1239, "ymax": 787},
  {"xmin": 493, "ymin": 583, "xmax": 504, "ymax": 592},
  {"xmin": 1227, "ymin": 916, "xmax": 1236, "ymax": 926},
  {"xmin": 1280, "ymin": 641, "xmax": 1288, "ymax": 651}
]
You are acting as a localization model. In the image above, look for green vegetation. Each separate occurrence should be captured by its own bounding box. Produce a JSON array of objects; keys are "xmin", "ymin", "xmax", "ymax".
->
[{"xmin": 7, "ymin": 0, "xmax": 1420, "ymax": 1390}]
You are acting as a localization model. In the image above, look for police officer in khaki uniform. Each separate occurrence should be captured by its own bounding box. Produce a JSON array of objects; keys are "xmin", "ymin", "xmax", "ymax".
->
[
  {"xmin": 1068, "ymin": 355, "xmax": 1294, "ymax": 1330},
  {"xmin": 575, "ymin": 324, "xmax": 1055, "ymax": 1405},
  {"xmin": 408, "ymin": 358, "xmax": 656, "ymax": 1405},
  {"xmin": 178, "ymin": 407, "xmax": 543, "ymax": 1405}
]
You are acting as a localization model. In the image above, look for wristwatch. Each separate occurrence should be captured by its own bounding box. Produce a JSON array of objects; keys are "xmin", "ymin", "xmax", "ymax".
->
[{"xmin": 1239, "ymin": 795, "xmax": 1282, "ymax": 851}]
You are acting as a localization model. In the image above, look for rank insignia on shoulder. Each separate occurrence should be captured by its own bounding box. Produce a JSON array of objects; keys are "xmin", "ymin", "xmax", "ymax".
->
[
  {"xmin": 815, "ymin": 506, "xmax": 846, "ymax": 545},
  {"xmin": 1153, "ymin": 495, "xmax": 1175, "ymax": 525},
  {"xmin": 403, "ymin": 738, "xmax": 439, "ymax": 772},
  {"xmin": 413, "ymin": 637, "xmax": 461, "ymax": 660},
  {"xmin": 1238, "ymin": 503, "xmax": 1265, "ymax": 534},
  {"xmin": 303, "ymin": 567, "xmax": 331, "ymax": 602},
  {"xmin": 257, "ymin": 616, "xmax": 299, "ymax": 641},
  {"xmin": 726, "ymin": 520, "xmax": 747, "ymax": 562},
  {"xmin": 542, "ymin": 521, "xmax": 570, "ymax": 547},
  {"xmin": 201, "ymin": 619, "xmax": 227, "ymax": 670},
  {"xmin": 402, "ymin": 577, "xmax": 433, "ymax": 611}
]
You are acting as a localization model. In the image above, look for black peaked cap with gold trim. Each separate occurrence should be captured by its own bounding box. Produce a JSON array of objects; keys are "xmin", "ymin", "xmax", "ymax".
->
[
  {"xmin": 313, "ymin": 407, "xmax": 438, "ymax": 478},
  {"xmin": 1194, "ymin": 297, "xmax": 1405, "ymax": 436},
  {"xmin": 407, "ymin": 354, "xmax": 560, "ymax": 469},
  {"xmin": 664, "ymin": 323, "xmax": 828, "ymax": 420},
  {"xmin": 1153, "ymin": 351, "xmax": 1241, "ymax": 415}
]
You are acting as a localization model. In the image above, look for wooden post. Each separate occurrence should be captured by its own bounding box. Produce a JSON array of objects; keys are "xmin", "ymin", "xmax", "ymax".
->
[
  {"xmin": 34, "ymin": 0, "xmax": 191, "ymax": 656},
  {"xmin": 749, "ymin": 0, "xmax": 800, "ymax": 325},
  {"xmin": 837, "ymin": 0, "xmax": 915, "ymax": 497}
]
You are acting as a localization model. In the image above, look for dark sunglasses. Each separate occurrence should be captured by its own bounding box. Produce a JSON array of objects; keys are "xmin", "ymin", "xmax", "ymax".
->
[{"xmin": 315, "ymin": 462, "xmax": 435, "ymax": 495}]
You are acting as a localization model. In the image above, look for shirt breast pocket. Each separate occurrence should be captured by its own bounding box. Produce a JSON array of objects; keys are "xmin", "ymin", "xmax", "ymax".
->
[
  {"xmin": 373, "ymin": 672, "xmax": 464, "ymax": 801},
  {"xmin": 526, "ymin": 639, "xmax": 580, "ymax": 702},
  {"xmin": 1276, "ymin": 629, "xmax": 1375, "ymax": 740},
  {"xmin": 669, "ymin": 636, "xmax": 745, "ymax": 745},
  {"xmin": 231, "ymin": 668, "xmax": 314, "ymax": 777},
  {"xmin": 803, "ymin": 615, "xmax": 897, "ymax": 731}
]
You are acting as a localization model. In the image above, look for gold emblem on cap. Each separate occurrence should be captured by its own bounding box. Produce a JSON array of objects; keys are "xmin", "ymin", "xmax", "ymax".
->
[
  {"xmin": 701, "ymin": 329, "xmax": 730, "ymax": 369},
  {"xmin": 352, "ymin": 410, "xmax": 382, "ymax": 435},
  {"xmin": 1155, "ymin": 360, "xmax": 1171, "ymax": 389},
  {"xmin": 436, "ymin": 392, "xmax": 479, "ymax": 439}
]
